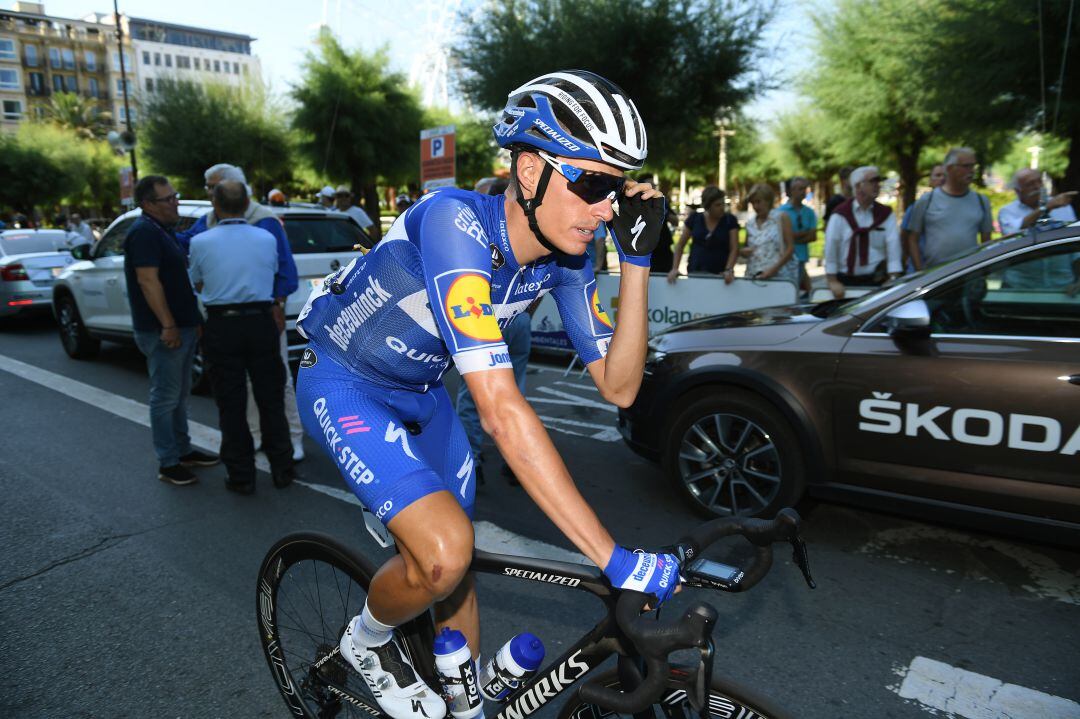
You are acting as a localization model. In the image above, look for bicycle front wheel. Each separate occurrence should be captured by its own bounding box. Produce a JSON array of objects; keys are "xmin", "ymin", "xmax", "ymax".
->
[
  {"xmin": 558, "ymin": 667, "xmax": 793, "ymax": 719},
  {"xmin": 257, "ymin": 532, "xmax": 386, "ymax": 719}
]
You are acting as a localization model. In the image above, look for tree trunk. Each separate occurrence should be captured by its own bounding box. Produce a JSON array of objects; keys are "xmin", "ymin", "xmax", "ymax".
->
[
  {"xmin": 362, "ymin": 182, "xmax": 382, "ymax": 241},
  {"xmin": 895, "ymin": 150, "xmax": 920, "ymax": 213}
]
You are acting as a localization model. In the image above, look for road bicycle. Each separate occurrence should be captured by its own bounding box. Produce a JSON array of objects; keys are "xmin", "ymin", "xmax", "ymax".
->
[{"xmin": 257, "ymin": 508, "xmax": 815, "ymax": 719}]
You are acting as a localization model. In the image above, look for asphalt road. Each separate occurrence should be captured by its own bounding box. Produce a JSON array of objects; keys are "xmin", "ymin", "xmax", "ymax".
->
[{"xmin": 1, "ymin": 314, "xmax": 1077, "ymax": 719}]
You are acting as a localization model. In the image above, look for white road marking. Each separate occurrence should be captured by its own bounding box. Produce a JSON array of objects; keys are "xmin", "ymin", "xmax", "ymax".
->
[
  {"xmin": 892, "ymin": 656, "xmax": 1080, "ymax": 718},
  {"xmin": 536, "ymin": 415, "xmax": 620, "ymax": 442},
  {"xmin": 534, "ymin": 386, "xmax": 617, "ymax": 413},
  {"xmin": 859, "ymin": 526, "xmax": 1080, "ymax": 606},
  {"xmin": 553, "ymin": 381, "xmax": 599, "ymax": 393},
  {"xmin": 0, "ymin": 353, "xmax": 589, "ymax": 564},
  {"xmin": 296, "ymin": 481, "xmax": 587, "ymax": 563}
]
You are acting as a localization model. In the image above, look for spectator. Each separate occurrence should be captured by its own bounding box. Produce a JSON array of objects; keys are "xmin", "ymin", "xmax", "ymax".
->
[
  {"xmin": 901, "ymin": 163, "xmax": 945, "ymax": 272},
  {"xmin": 779, "ymin": 177, "xmax": 817, "ymax": 296},
  {"xmin": 823, "ymin": 166, "xmax": 854, "ymax": 225},
  {"xmin": 188, "ymin": 181, "xmax": 297, "ymax": 494},
  {"xmin": 317, "ymin": 185, "xmax": 336, "ymax": 209},
  {"xmin": 905, "ymin": 147, "xmax": 991, "ymax": 269},
  {"xmin": 334, "ymin": 185, "xmax": 381, "ymax": 241},
  {"xmin": 998, "ymin": 168, "xmax": 1077, "ymax": 234},
  {"xmin": 178, "ymin": 163, "xmax": 304, "ymax": 461},
  {"xmin": 455, "ymin": 177, "xmax": 533, "ymax": 486},
  {"xmin": 124, "ymin": 175, "xmax": 219, "ymax": 486},
  {"xmin": 742, "ymin": 183, "xmax": 797, "ymax": 285},
  {"xmin": 824, "ymin": 165, "xmax": 902, "ymax": 298},
  {"xmin": 394, "ymin": 193, "xmax": 413, "ymax": 213},
  {"xmin": 667, "ymin": 186, "xmax": 739, "ymax": 284},
  {"xmin": 68, "ymin": 212, "xmax": 95, "ymax": 247},
  {"xmin": 267, "ymin": 188, "xmax": 287, "ymax": 207}
]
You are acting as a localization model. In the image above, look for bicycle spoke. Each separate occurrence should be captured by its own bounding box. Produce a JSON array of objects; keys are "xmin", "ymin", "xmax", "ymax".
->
[{"xmin": 313, "ymin": 560, "xmax": 334, "ymax": 643}]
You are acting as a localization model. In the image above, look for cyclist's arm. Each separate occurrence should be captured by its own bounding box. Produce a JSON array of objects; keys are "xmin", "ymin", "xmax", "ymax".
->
[
  {"xmin": 585, "ymin": 264, "xmax": 649, "ymax": 408},
  {"xmin": 463, "ymin": 368, "xmax": 616, "ymax": 568}
]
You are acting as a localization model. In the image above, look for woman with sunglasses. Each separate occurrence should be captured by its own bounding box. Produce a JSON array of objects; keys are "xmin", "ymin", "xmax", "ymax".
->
[{"xmin": 292, "ymin": 70, "xmax": 675, "ymax": 719}]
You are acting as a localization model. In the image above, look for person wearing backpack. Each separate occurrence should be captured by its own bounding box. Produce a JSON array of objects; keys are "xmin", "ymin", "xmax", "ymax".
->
[
  {"xmin": 823, "ymin": 166, "xmax": 902, "ymax": 299},
  {"xmin": 905, "ymin": 147, "xmax": 992, "ymax": 270}
]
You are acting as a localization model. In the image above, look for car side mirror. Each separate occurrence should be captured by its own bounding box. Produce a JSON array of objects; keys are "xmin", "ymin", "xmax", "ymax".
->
[
  {"xmin": 885, "ymin": 299, "xmax": 931, "ymax": 338},
  {"xmin": 70, "ymin": 244, "xmax": 90, "ymax": 261}
]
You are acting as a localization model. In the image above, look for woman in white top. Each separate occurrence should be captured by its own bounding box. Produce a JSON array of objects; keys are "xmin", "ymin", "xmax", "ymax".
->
[{"xmin": 741, "ymin": 183, "xmax": 797, "ymax": 285}]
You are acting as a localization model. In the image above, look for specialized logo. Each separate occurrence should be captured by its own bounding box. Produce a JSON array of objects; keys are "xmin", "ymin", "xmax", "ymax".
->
[
  {"xmin": 630, "ymin": 214, "xmax": 646, "ymax": 251},
  {"xmin": 533, "ymin": 118, "xmax": 581, "ymax": 152},
  {"xmin": 323, "ymin": 276, "xmax": 393, "ymax": 352},
  {"xmin": 503, "ymin": 568, "xmax": 581, "ymax": 587},
  {"xmin": 385, "ymin": 421, "xmax": 419, "ymax": 460},
  {"xmin": 299, "ymin": 347, "xmax": 318, "ymax": 369},
  {"xmin": 446, "ymin": 274, "xmax": 502, "ymax": 341},
  {"xmin": 312, "ymin": 398, "xmax": 375, "ymax": 485},
  {"xmin": 457, "ymin": 453, "xmax": 474, "ymax": 498},
  {"xmin": 591, "ymin": 288, "xmax": 613, "ymax": 329},
  {"xmin": 858, "ymin": 392, "xmax": 1080, "ymax": 455},
  {"xmin": 385, "ymin": 336, "xmax": 447, "ymax": 366},
  {"xmin": 490, "ymin": 243, "xmax": 506, "ymax": 270}
]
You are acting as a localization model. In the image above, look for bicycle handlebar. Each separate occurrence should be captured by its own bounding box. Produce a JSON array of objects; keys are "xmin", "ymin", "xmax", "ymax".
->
[{"xmin": 577, "ymin": 508, "xmax": 813, "ymax": 714}]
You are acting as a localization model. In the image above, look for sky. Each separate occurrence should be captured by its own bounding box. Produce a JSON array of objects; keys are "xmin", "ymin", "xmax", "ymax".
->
[{"xmin": 5, "ymin": 0, "xmax": 812, "ymax": 131}]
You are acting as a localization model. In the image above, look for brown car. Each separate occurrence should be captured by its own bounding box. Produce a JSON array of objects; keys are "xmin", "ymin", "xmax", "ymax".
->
[{"xmin": 619, "ymin": 222, "xmax": 1080, "ymax": 545}]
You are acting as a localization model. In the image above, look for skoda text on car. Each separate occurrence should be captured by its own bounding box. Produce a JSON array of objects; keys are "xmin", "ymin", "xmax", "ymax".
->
[
  {"xmin": 52, "ymin": 200, "xmax": 373, "ymax": 389},
  {"xmin": 619, "ymin": 222, "xmax": 1079, "ymax": 545},
  {"xmin": 0, "ymin": 229, "xmax": 78, "ymax": 318}
]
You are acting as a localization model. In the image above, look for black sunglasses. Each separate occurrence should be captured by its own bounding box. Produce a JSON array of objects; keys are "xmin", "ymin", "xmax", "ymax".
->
[{"xmin": 538, "ymin": 152, "xmax": 625, "ymax": 205}]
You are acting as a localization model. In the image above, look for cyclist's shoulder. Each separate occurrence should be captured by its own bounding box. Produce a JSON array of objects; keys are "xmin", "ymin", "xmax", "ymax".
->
[{"xmin": 406, "ymin": 188, "xmax": 493, "ymax": 227}]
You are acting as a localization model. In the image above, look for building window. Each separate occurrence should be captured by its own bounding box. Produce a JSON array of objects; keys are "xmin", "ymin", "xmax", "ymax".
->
[
  {"xmin": 88, "ymin": 77, "xmax": 99, "ymax": 97},
  {"xmin": 194, "ymin": 57, "xmax": 200, "ymax": 70},
  {"xmin": 53, "ymin": 74, "xmax": 64, "ymax": 92},
  {"xmin": 62, "ymin": 48, "xmax": 75, "ymax": 70},
  {"xmin": 176, "ymin": 55, "xmax": 190, "ymax": 69},
  {"xmin": 145, "ymin": 77, "xmax": 153, "ymax": 92},
  {"xmin": 2, "ymin": 99, "xmax": 22, "ymax": 121},
  {"xmin": 0, "ymin": 38, "xmax": 16, "ymax": 61},
  {"xmin": 242, "ymin": 64, "xmax": 249, "ymax": 76},
  {"xmin": 29, "ymin": 72, "xmax": 44, "ymax": 95},
  {"xmin": 154, "ymin": 52, "xmax": 161, "ymax": 66},
  {"xmin": 65, "ymin": 75, "xmax": 77, "ymax": 93},
  {"xmin": 0, "ymin": 68, "xmax": 18, "ymax": 90},
  {"xmin": 232, "ymin": 62, "xmax": 239, "ymax": 75},
  {"xmin": 213, "ymin": 59, "xmax": 220, "ymax": 73},
  {"xmin": 164, "ymin": 53, "xmax": 172, "ymax": 67},
  {"xmin": 119, "ymin": 106, "xmax": 137, "ymax": 123},
  {"xmin": 111, "ymin": 51, "xmax": 132, "ymax": 71},
  {"xmin": 142, "ymin": 50, "xmax": 150, "ymax": 65},
  {"xmin": 49, "ymin": 47, "xmax": 61, "ymax": 69},
  {"xmin": 115, "ymin": 78, "xmax": 133, "ymax": 95},
  {"xmin": 24, "ymin": 44, "xmax": 38, "ymax": 67},
  {"xmin": 84, "ymin": 50, "xmax": 96, "ymax": 72}
]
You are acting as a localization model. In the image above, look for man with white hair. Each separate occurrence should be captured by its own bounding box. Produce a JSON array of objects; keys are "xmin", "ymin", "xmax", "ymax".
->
[
  {"xmin": 317, "ymin": 185, "xmax": 336, "ymax": 209},
  {"xmin": 178, "ymin": 163, "xmax": 304, "ymax": 461},
  {"xmin": 905, "ymin": 147, "xmax": 992, "ymax": 269},
  {"xmin": 998, "ymin": 168, "xmax": 1077, "ymax": 234},
  {"xmin": 823, "ymin": 165, "xmax": 902, "ymax": 298}
]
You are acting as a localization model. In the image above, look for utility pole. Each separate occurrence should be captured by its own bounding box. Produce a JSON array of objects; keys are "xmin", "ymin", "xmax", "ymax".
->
[
  {"xmin": 715, "ymin": 118, "xmax": 735, "ymax": 191},
  {"xmin": 112, "ymin": 0, "xmax": 137, "ymax": 181}
]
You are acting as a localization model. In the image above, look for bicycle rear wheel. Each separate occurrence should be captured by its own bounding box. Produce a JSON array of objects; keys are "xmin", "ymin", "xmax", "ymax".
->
[
  {"xmin": 257, "ymin": 532, "xmax": 387, "ymax": 718},
  {"xmin": 558, "ymin": 667, "xmax": 793, "ymax": 719}
]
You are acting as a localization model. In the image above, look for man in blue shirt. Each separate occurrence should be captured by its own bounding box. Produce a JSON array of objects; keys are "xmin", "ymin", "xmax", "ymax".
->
[
  {"xmin": 124, "ymin": 175, "xmax": 219, "ymax": 486},
  {"xmin": 779, "ymin": 176, "xmax": 817, "ymax": 298},
  {"xmin": 189, "ymin": 181, "xmax": 297, "ymax": 494}
]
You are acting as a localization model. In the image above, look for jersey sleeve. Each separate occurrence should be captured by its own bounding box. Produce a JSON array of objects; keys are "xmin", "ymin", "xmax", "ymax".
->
[
  {"xmin": 411, "ymin": 193, "xmax": 512, "ymax": 375},
  {"xmin": 549, "ymin": 257, "xmax": 614, "ymax": 365}
]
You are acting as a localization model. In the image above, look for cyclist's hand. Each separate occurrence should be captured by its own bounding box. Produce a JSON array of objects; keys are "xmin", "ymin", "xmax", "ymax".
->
[
  {"xmin": 603, "ymin": 545, "xmax": 680, "ymax": 606},
  {"xmin": 607, "ymin": 189, "xmax": 666, "ymax": 268}
]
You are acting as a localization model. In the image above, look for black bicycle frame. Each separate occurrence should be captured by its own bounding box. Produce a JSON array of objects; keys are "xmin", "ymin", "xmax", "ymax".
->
[{"xmin": 396, "ymin": 548, "xmax": 642, "ymax": 719}]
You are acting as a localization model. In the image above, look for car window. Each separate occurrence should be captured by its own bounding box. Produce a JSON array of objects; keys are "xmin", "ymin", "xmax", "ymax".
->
[
  {"xmin": 888, "ymin": 241, "xmax": 1080, "ymax": 338},
  {"xmin": 96, "ymin": 217, "xmax": 137, "ymax": 257},
  {"xmin": 283, "ymin": 215, "xmax": 374, "ymax": 255},
  {"xmin": 0, "ymin": 232, "xmax": 69, "ymax": 255}
]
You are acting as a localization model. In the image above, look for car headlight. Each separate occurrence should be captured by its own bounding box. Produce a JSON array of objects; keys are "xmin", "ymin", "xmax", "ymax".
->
[{"xmin": 644, "ymin": 344, "xmax": 667, "ymax": 375}]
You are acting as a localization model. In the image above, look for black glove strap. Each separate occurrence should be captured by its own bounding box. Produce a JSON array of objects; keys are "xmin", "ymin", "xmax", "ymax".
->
[{"xmin": 513, "ymin": 152, "xmax": 561, "ymax": 256}]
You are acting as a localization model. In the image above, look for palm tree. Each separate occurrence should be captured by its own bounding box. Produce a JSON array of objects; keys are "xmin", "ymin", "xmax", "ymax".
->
[{"xmin": 44, "ymin": 92, "xmax": 113, "ymax": 140}]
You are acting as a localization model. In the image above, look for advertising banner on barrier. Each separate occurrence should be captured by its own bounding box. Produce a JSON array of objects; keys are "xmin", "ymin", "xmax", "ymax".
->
[{"xmin": 531, "ymin": 274, "xmax": 798, "ymax": 350}]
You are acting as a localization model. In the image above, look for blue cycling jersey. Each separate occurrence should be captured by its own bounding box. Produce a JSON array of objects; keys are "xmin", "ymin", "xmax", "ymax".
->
[
  {"xmin": 297, "ymin": 188, "xmax": 614, "ymax": 390},
  {"xmin": 295, "ymin": 188, "xmax": 615, "ymax": 526}
]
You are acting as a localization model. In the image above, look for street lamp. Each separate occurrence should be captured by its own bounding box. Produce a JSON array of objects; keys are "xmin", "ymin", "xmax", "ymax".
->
[
  {"xmin": 714, "ymin": 115, "xmax": 735, "ymax": 192},
  {"xmin": 112, "ymin": 0, "xmax": 137, "ymax": 182}
]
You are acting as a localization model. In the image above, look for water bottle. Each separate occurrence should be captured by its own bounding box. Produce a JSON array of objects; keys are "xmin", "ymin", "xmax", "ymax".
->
[
  {"xmin": 433, "ymin": 627, "xmax": 483, "ymax": 719},
  {"xmin": 478, "ymin": 633, "xmax": 545, "ymax": 702}
]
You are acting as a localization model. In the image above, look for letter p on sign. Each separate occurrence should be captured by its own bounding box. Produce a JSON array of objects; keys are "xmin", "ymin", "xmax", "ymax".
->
[{"xmin": 431, "ymin": 137, "xmax": 445, "ymax": 159}]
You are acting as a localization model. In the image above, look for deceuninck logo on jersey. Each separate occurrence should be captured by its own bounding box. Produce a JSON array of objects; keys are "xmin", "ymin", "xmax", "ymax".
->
[
  {"xmin": 590, "ymin": 287, "xmax": 613, "ymax": 330},
  {"xmin": 445, "ymin": 273, "xmax": 502, "ymax": 341}
]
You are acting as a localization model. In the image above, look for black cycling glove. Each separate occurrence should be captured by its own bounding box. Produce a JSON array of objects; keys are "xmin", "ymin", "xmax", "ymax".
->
[{"xmin": 607, "ymin": 192, "xmax": 667, "ymax": 268}]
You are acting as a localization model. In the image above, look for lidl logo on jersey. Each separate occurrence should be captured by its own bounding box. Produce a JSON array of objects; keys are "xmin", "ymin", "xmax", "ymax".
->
[
  {"xmin": 445, "ymin": 273, "xmax": 502, "ymax": 341},
  {"xmin": 591, "ymin": 288, "xmax": 613, "ymax": 329}
]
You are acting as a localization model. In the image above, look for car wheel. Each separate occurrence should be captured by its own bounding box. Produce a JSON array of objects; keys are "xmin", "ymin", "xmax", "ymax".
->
[
  {"xmin": 663, "ymin": 388, "xmax": 805, "ymax": 518},
  {"xmin": 56, "ymin": 295, "xmax": 100, "ymax": 359}
]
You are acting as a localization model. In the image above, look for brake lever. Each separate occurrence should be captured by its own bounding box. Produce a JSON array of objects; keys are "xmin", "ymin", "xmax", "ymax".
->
[
  {"xmin": 687, "ymin": 638, "xmax": 714, "ymax": 718},
  {"xmin": 789, "ymin": 535, "xmax": 816, "ymax": 589}
]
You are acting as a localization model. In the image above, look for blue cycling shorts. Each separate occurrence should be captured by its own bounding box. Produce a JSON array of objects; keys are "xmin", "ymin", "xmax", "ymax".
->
[{"xmin": 295, "ymin": 345, "xmax": 476, "ymax": 526}]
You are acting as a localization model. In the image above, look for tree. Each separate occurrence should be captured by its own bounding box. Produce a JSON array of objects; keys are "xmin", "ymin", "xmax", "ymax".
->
[
  {"xmin": 453, "ymin": 0, "xmax": 775, "ymax": 171},
  {"xmin": 292, "ymin": 34, "xmax": 424, "ymax": 217},
  {"xmin": 0, "ymin": 132, "xmax": 63, "ymax": 221},
  {"xmin": 141, "ymin": 80, "xmax": 294, "ymax": 199},
  {"xmin": 43, "ymin": 92, "xmax": 113, "ymax": 140}
]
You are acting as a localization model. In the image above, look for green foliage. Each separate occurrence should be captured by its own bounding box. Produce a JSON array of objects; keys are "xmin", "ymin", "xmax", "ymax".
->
[
  {"xmin": 291, "ymin": 34, "xmax": 424, "ymax": 191},
  {"xmin": 996, "ymin": 133, "xmax": 1071, "ymax": 185},
  {"xmin": 141, "ymin": 79, "xmax": 293, "ymax": 198},
  {"xmin": 0, "ymin": 131, "xmax": 63, "ymax": 214},
  {"xmin": 453, "ymin": 0, "xmax": 775, "ymax": 170},
  {"xmin": 43, "ymin": 92, "xmax": 113, "ymax": 140},
  {"xmin": 420, "ymin": 107, "xmax": 500, "ymax": 190}
]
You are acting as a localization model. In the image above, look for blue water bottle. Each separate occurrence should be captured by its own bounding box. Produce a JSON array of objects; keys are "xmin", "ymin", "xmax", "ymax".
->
[
  {"xmin": 478, "ymin": 633, "xmax": 545, "ymax": 702},
  {"xmin": 433, "ymin": 628, "xmax": 483, "ymax": 719}
]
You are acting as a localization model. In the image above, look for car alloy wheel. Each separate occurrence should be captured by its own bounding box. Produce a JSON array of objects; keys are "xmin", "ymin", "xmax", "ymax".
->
[{"xmin": 56, "ymin": 295, "xmax": 100, "ymax": 359}]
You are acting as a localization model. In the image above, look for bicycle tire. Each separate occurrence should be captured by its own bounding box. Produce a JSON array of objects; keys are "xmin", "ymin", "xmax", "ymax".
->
[
  {"xmin": 557, "ymin": 667, "xmax": 793, "ymax": 719},
  {"xmin": 257, "ymin": 531, "xmax": 389, "ymax": 719}
]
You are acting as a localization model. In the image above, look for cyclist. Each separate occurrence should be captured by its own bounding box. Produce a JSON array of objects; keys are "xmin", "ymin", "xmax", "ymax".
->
[{"xmin": 295, "ymin": 70, "xmax": 679, "ymax": 719}]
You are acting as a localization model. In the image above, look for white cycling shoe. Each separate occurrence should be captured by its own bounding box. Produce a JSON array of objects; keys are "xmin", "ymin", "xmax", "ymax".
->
[{"xmin": 339, "ymin": 616, "xmax": 447, "ymax": 719}]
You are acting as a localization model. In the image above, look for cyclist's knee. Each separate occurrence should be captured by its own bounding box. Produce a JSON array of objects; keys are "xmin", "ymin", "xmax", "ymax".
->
[{"xmin": 411, "ymin": 530, "xmax": 472, "ymax": 599}]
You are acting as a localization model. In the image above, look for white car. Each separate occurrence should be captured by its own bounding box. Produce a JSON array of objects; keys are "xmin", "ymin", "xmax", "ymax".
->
[
  {"xmin": 0, "ymin": 229, "xmax": 79, "ymax": 318},
  {"xmin": 52, "ymin": 200, "xmax": 373, "ymax": 390}
]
